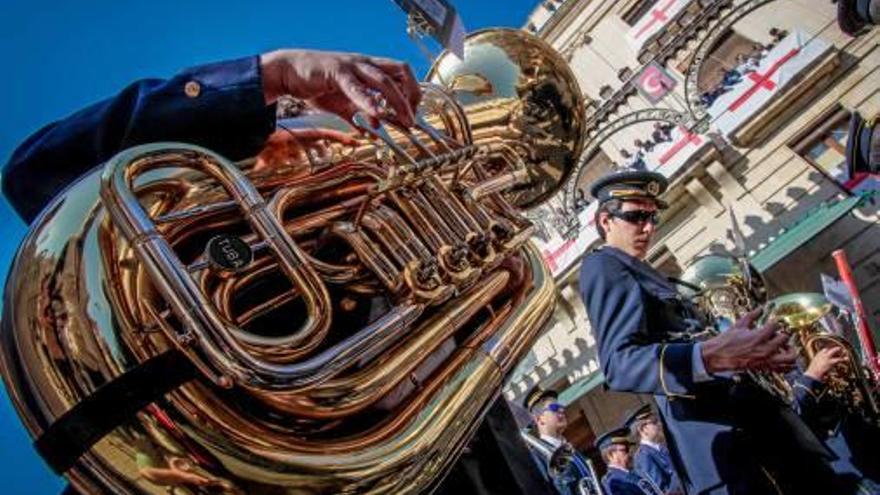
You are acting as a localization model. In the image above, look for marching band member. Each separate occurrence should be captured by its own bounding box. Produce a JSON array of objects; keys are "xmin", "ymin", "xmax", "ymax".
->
[
  {"xmin": 521, "ymin": 386, "xmax": 599, "ymax": 495},
  {"xmin": 579, "ymin": 169, "xmax": 851, "ymax": 494},
  {"xmin": 596, "ymin": 427, "xmax": 661, "ymax": 495},
  {"xmin": 624, "ymin": 404, "xmax": 683, "ymax": 495}
]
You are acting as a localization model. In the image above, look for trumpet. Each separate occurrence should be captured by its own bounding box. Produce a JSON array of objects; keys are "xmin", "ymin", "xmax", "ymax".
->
[{"xmin": 769, "ymin": 293, "xmax": 880, "ymax": 426}]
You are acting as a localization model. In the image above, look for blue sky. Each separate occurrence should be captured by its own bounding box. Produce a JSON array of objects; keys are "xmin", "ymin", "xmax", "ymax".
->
[{"xmin": 0, "ymin": 1, "xmax": 538, "ymax": 492}]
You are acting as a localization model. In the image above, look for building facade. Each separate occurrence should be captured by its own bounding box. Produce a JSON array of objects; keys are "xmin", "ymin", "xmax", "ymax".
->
[{"xmin": 507, "ymin": 0, "xmax": 880, "ymax": 452}]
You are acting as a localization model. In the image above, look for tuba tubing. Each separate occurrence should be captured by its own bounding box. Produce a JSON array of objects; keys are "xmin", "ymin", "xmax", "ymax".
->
[{"xmin": 1, "ymin": 28, "xmax": 585, "ymax": 494}]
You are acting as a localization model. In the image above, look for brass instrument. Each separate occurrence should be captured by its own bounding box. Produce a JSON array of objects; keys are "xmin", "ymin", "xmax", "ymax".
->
[
  {"xmin": 678, "ymin": 254, "xmax": 794, "ymax": 404},
  {"xmin": 769, "ymin": 293, "xmax": 880, "ymax": 426},
  {"xmin": 0, "ymin": 29, "xmax": 585, "ymax": 494},
  {"xmin": 548, "ymin": 443, "xmax": 604, "ymax": 495}
]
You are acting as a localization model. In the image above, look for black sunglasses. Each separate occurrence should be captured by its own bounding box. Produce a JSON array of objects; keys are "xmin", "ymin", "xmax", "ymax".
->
[{"xmin": 608, "ymin": 209, "xmax": 660, "ymax": 225}]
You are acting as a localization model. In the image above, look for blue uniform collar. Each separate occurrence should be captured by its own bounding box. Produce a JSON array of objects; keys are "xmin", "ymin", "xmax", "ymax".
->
[{"xmin": 597, "ymin": 246, "xmax": 678, "ymax": 297}]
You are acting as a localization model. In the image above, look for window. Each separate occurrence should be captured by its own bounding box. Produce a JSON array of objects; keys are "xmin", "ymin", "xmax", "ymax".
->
[
  {"xmin": 790, "ymin": 106, "xmax": 851, "ymax": 185},
  {"xmin": 623, "ymin": 0, "xmax": 660, "ymax": 26},
  {"xmin": 694, "ymin": 29, "xmax": 761, "ymax": 93}
]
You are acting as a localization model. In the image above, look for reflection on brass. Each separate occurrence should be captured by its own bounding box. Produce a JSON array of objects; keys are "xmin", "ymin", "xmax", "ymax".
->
[
  {"xmin": 0, "ymin": 28, "xmax": 583, "ymax": 494},
  {"xmin": 679, "ymin": 254, "xmax": 794, "ymax": 404},
  {"xmin": 769, "ymin": 293, "xmax": 880, "ymax": 426}
]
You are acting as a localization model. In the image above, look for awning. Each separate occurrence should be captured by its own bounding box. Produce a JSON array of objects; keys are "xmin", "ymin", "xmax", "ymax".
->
[
  {"xmin": 750, "ymin": 191, "xmax": 875, "ymax": 272},
  {"xmin": 558, "ymin": 372, "xmax": 605, "ymax": 406}
]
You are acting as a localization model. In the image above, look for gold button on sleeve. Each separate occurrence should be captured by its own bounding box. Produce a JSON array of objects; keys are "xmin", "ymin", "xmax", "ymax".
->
[{"xmin": 184, "ymin": 81, "xmax": 201, "ymax": 98}]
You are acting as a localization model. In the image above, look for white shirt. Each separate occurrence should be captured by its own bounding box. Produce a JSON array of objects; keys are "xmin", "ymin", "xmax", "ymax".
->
[
  {"xmin": 540, "ymin": 434, "xmax": 564, "ymax": 450},
  {"xmin": 640, "ymin": 439, "xmax": 662, "ymax": 451}
]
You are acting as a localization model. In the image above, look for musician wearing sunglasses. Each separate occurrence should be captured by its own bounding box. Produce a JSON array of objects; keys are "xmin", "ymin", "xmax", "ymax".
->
[
  {"xmin": 623, "ymin": 404, "xmax": 683, "ymax": 495},
  {"xmin": 579, "ymin": 170, "xmax": 848, "ymax": 494},
  {"xmin": 520, "ymin": 386, "xmax": 598, "ymax": 495},
  {"xmin": 596, "ymin": 427, "xmax": 663, "ymax": 495}
]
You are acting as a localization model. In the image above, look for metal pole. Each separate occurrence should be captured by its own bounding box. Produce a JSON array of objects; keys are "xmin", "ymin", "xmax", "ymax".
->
[{"xmin": 832, "ymin": 249, "xmax": 880, "ymax": 378}]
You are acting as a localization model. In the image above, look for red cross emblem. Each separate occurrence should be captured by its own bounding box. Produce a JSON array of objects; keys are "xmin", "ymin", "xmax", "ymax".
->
[
  {"xmin": 658, "ymin": 128, "xmax": 702, "ymax": 166},
  {"xmin": 635, "ymin": 0, "xmax": 677, "ymax": 39},
  {"xmin": 543, "ymin": 238, "xmax": 575, "ymax": 271},
  {"xmin": 728, "ymin": 48, "xmax": 800, "ymax": 112}
]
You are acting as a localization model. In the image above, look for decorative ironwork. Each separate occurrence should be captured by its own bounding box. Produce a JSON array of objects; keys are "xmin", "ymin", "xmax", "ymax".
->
[
  {"xmin": 567, "ymin": 0, "xmax": 732, "ymax": 133},
  {"xmin": 563, "ymin": 108, "xmax": 693, "ymax": 213},
  {"xmin": 557, "ymin": 0, "xmax": 773, "ymax": 216}
]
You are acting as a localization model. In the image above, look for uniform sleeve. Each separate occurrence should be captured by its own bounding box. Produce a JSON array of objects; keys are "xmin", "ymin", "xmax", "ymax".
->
[
  {"xmin": 580, "ymin": 256, "xmax": 699, "ymax": 398},
  {"xmin": 791, "ymin": 373, "xmax": 839, "ymax": 435},
  {"xmin": 2, "ymin": 55, "xmax": 276, "ymax": 224}
]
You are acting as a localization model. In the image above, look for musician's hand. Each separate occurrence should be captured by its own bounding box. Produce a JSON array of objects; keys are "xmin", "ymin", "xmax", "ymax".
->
[
  {"xmin": 260, "ymin": 50, "xmax": 420, "ymax": 128},
  {"xmin": 804, "ymin": 346, "xmax": 847, "ymax": 382},
  {"xmin": 254, "ymin": 128, "xmax": 358, "ymax": 171},
  {"xmin": 700, "ymin": 308, "xmax": 794, "ymax": 373}
]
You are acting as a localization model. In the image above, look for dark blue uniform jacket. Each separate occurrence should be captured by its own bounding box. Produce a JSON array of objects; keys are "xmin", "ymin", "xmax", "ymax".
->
[
  {"xmin": 2, "ymin": 56, "xmax": 275, "ymax": 224},
  {"xmin": 602, "ymin": 466, "xmax": 659, "ymax": 495},
  {"xmin": 791, "ymin": 373, "xmax": 880, "ymax": 494},
  {"xmin": 580, "ymin": 246, "xmax": 842, "ymax": 495},
  {"xmin": 633, "ymin": 443, "xmax": 682, "ymax": 495}
]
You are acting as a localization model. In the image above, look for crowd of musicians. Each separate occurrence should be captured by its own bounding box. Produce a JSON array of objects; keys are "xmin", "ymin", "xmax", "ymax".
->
[
  {"xmin": 517, "ymin": 4, "xmax": 880, "ymax": 494},
  {"xmin": 520, "ymin": 164, "xmax": 880, "ymax": 495},
  {"xmin": 520, "ymin": 94, "xmax": 880, "ymax": 495}
]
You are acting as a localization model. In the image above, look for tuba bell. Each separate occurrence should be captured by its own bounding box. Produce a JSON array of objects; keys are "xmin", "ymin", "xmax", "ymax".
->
[
  {"xmin": 769, "ymin": 293, "xmax": 880, "ymax": 426},
  {"xmin": 0, "ymin": 29, "xmax": 585, "ymax": 494}
]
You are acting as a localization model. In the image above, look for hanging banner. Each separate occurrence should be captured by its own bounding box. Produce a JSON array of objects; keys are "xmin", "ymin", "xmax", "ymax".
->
[
  {"xmin": 628, "ymin": 0, "xmax": 691, "ymax": 51},
  {"xmin": 706, "ymin": 30, "xmax": 831, "ymax": 137},
  {"xmin": 635, "ymin": 62, "xmax": 678, "ymax": 104},
  {"xmin": 533, "ymin": 203, "xmax": 599, "ymax": 277}
]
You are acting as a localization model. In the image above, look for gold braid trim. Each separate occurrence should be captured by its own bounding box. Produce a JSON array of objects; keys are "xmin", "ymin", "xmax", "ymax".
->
[
  {"xmin": 659, "ymin": 344, "xmax": 696, "ymax": 400},
  {"xmin": 793, "ymin": 380, "xmax": 828, "ymax": 401},
  {"xmin": 793, "ymin": 381, "xmax": 819, "ymax": 400}
]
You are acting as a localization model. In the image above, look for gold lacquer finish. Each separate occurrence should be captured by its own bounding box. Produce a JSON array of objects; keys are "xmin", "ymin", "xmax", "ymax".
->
[
  {"xmin": 769, "ymin": 293, "xmax": 880, "ymax": 426},
  {"xmin": 0, "ymin": 28, "xmax": 583, "ymax": 494},
  {"xmin": 679, "ymin": 254, "xmax": 794, "ymax": 404}
]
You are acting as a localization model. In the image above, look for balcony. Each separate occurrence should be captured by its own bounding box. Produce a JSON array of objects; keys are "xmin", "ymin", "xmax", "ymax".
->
[{"xmin": 705, "ymin": 30, "xmax": 840, "ymax": 146}]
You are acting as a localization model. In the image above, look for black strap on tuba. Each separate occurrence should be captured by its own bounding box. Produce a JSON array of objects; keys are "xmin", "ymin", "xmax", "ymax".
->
[{"xmin": 34, "ymin": 350, "xmax": 197, "ymax": 474}]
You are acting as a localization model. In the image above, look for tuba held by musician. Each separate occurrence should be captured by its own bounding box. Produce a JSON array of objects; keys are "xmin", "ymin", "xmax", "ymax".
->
[
  {"xmin": 0, "ymin": 29, "xmax": 585, "ymax": 494},
  {"xmin": 678, "ymin": 254, "xmax": 794, "ymax": 403},
  {"xmin": 768, "ymin": 292, "xmax": 880, "ymax": 426}
]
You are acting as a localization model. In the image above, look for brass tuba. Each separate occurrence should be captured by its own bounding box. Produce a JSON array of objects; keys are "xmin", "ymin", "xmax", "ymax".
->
[
  {"xmin": 0, "ymin": 29, "xmax": 585, "ymax": 494},
  {"xmin": 769, "ymin": 293, "xmax": 880, "ymax": 426},
  {"xmin": 678, "ymin": 254, "xmax": 794, "ymax": 404}
]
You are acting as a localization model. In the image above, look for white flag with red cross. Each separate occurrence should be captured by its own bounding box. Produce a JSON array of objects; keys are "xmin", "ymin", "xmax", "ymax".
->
[
  {"xmin": 708, "ymin": 30, "xmax": 832, "ymax": 137},
  {"xmin": 642, "ymin": 126, "xmax": 709, "ymax": 179},
  {"xmin": 628, "ymin": 0, "xmax": 691, "ymax": 50}
]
